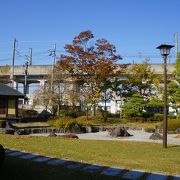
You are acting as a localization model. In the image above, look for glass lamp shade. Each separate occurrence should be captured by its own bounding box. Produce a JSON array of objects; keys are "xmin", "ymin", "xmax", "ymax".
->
[{"xmin": 156, "ymin": 44, "xmax": 174, "ymax": 57}]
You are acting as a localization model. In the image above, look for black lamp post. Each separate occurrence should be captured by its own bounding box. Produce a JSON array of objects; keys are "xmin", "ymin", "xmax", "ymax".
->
[{"xmin": 156, "ymin": 44, "xmax": 174, "ymax": 148}]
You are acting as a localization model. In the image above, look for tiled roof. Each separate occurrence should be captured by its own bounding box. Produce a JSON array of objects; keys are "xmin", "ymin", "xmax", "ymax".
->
[{"xmin": 0, "ymin": 83, "xmax": 24, "ymax": 97}]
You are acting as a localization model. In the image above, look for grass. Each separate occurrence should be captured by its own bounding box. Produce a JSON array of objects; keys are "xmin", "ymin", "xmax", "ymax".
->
[{"xmin": 0, "ymin": 134, "xmax": 180, "ymax": 175}]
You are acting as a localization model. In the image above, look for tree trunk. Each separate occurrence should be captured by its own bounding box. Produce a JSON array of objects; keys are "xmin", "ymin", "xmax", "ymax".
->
[
  {"xmin": 45, "ymin": 106, "xmax": 48, "ymax": 118},
  {"xmin": 92, "ymin": 105, "xmax": 96, "ymax": 116},
  {"xmin": 104, "ymin": 91, "xmax": 107, "ymax": 122},
  {"xmin": 86, "ymin": 107, "xmax": 89, "ymax": 121}
]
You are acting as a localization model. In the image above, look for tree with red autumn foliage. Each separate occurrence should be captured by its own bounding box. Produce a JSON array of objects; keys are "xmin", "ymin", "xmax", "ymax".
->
[{"xmin": 56, "ymin": 30, "xmax": 122, "ymax": 119}]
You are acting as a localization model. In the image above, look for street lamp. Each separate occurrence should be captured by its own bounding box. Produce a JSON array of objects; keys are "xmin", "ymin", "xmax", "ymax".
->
[{"xmin": 156, "ymin": 44, "xmax": 174, "ymax": 148}]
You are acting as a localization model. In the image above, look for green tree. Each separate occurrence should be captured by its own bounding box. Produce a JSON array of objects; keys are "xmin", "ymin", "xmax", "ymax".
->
[
  {"xmin": 112, "ymin": 60, "xmax": 159, "ymax": 99},
  {"xmin": 122, "ymin": 93, "xmax": 147, "ymax": 120},
  {"xmin": 176, "ymin": 52, "xmax": 180, "ymax": 82},
  {"xmin": 126, "ymin": 60, "xmax": 156, "ymax": 96},
  {"xmin": 117, "ymin": 60, "xmax": 163, "ymax": 120},
  {"xmin": 167, "ymin": 81, "xmax": 180, "ymax": 117}
]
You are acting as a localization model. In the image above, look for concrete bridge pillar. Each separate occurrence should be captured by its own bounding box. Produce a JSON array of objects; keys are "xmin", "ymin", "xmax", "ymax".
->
[
  {"xmin": 23, "ymin": 83, "xmax": 30, "ymax": 95},
  {"xmin": 12, "ymin": 80, "xmax": 18, "ymax": 90},
  {"xmin": 39, "ymin": 79, "xmax": 46, "ymax": 89}
]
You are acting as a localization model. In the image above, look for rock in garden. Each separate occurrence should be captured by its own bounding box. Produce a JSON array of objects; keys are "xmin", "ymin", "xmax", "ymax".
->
[
  {"xmin": 5, "ymin": 121, "xmax": 15, "ymax": 135},
  {"xmin": 59, "ymin": 133, "xmax": 78, "ymax": 139},
  {"xmin": 5, "ymin": 128, "xmax": 15, "ymax": 135},
  {"xmin": 85, "ymin": 126, "xmax": 92, "ymax": 133},
  {"xmin": 14, "ymin": 129, "xmax": 30, "ymax": 135},
  {"xmin": 0, "ymin": 144, "xmax": 5, "ymax": 167},
  {"xmin": 48, "ymin": 132, "xmax": 57, "ymax": 137},
  {"xmin": 67, "ymin": 123, "xmax": 86, "ymax": 134},
  {"xmin": 144, "ymin": 128, "xmax": 155, "ymax": 133},
  {"xmin": 149, "ymin": 132, "xmax": 163, "ymax": 140},
  {"xmin": 176, "ymin": 128, "xmax": 180, "ymax": 133},
  {"xmin": 109, "ymin": 127, "xmax": 133, "ymax": 137},
  {"xmin": 85, "ymin": 126, "xmax": 99, "ymax": 133}
]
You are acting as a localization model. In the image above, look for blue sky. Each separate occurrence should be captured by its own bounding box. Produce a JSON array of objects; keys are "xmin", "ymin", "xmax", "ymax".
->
[{"xmin": 0, "ymin": 0, "xmax": 179, "ymax": 66}]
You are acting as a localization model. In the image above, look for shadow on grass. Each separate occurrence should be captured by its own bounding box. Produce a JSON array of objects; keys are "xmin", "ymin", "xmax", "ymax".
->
[
  {"xmin": 0, "ymin": 156, "xmax": 123, "ymax": 180},
  {"xmin": 1, "ymin": 149, "xmax": 176, "ymax": 180},
  {"xmin": 167, "ymin": 145, "xmax": 180, "ymax": 148}
]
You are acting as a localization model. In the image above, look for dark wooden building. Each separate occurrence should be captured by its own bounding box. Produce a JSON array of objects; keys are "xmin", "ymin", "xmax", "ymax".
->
[{"xmin": 0, "ymin": 83, "xmax": 24, "ymax": 118}]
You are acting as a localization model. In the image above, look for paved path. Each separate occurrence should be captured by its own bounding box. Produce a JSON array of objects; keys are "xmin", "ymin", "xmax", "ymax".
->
[{"xmin": 4, "ymin": 148, "xmax": 180, "ymax": 180}]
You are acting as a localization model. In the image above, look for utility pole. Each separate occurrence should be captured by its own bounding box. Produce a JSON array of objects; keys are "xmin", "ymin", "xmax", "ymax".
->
[
  {"xmin": 49, "ymin": 43, "xmax": 56, "ymax": 94},
  {"xmin": 11, "ymin": 38, "xmax": 17, "ymax": 83},
  {"xmin": 23, "ymin": 61, "xmax": 29, "ymax": 102},
  {"xmin": 175, "ymin": 32, "xmax": 179, "ymax": 54},
  {"xmin": 29, "ymin": 48, "xmax": 32, "ymax": 65}
]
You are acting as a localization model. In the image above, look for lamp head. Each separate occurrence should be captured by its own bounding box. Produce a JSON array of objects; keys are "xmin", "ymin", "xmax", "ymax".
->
[{"xmin": 156, "ymin": 44, "xmax": 174, "ymax": 57}]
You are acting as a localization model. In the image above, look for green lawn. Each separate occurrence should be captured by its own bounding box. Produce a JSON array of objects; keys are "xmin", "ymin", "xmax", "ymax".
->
[{"xmin": 0, "ymin": 134, "xmax": 180, "ymax": 175}]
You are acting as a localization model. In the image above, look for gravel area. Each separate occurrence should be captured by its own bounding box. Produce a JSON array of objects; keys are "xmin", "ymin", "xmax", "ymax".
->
[{"xmin": 31, "ymin": 130, "xmax": 180, "ymax": 145}]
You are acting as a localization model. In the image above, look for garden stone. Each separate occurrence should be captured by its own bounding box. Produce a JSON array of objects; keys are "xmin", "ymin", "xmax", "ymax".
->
[
  {"xmin": 48, "ymin": 132, "xmax": 57, "ymax": 137},
  {"xmin": 5, "ymin": 149, "xmax": 13, "ymax": 154},
  {"xmin": 14, "ymin": 129, "xmax": 30, "ymax": 135},
  {"xmin": 0, "ymin": 128, "xmax": 6, "ymax": 134},
  {"xmin": 59, "ymin": 133, "xmax": 78, "ymax": 139},
  {"xmin": 85, "ymin": 126, "xmax": 92, "ymax": 133},
  {"xmin": 66, "ymin": 162, "xmax": 82, "ymax": 169},
  {"xmin": 173, "ymin": 175, "xmax": 180, "ymax": 180},
  {"xmin": 98, "ymin": 126, "xmax": 105, "ymax": 132},
  {"xmin": 6, "ymin": 121, "xmax": 16, "ymax": 129},
  {"xmin": 32, "ymin": 156, "xmax": 51, "ymax": 162},
  {"xmin": 91, "ymin": 126, "xmax": 99, "ymax": 132},
  {"xmin": 47, "ymin": 159, "xmax": 67, "ymax": 166},
  {"xmin": 146, "ymin": 173, "xmax": 168, "ymax": 180},
  {"xmin": 83, "ymin": 165, "xmax": 102, "ymax": 173},
  {"xmin": 5, "ymin": 128, "xmax": 15, "ymax": 135},
  {"xmin": 144, "ymin": 128, "xmax": 156, "ymax": 133},
  {"xmin": 0, "ymin": 144, "xmax": 5, "ymax": 167},
  {"xmin": 109, "ymin": 127, "xmax": 133, "ymax": 137},
  {"xmin": 101, "ymin": 167, "xmax": 122, "ymax": 176},
  {"xmin": 8, "ymin": 151, "xmax": 26, "ymax": 157},
  {"xmin": 149, "ymin": 132, "xmax": 163, "ymax": 140},
  {"xmin": 176, "ymin": 128, "xmax": 180, "ymax": 133},
  {"xmin": 20, "ymin": 153, "xmax": 39, "ymax": 159},
  {"xmin": 67, "ymin": 123, "xmax": 86, "ymax": 134},
  {"xmin": 122, "ymin": 170, "xmax": 144, "ymax": 179}
]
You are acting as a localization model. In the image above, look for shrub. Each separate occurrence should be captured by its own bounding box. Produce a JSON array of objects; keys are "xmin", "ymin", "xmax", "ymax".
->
[
  {"xmin": 153, "ymin": 113, "xmax": 163, "ymax": 121},
  {"xmin": 58, "ymin": 109, "xmax": 84, "ymax": 118},
  {"xmin": 127, "ymin": 117, "xmax": 146, "ymax": 122},
  {"xmin": 52, "ymin": 117, "xmax": 74, "ymax": 128},
  {"xmin": 64, "ymin": 111, "xmax": 78, "ymax": 118},
  {"xmin": 64, "ymin": 120, "xmax": 77, "ymax": 131},
  {"xmin": 168, "ymin": 114, "xmax": 177, "ymax": 119},
  {"xmin": 48, "ymin": 116, "xmax": 94, "ymax": 129},
  {"xmin": 75, "ymin": 116, "xmax": 99, "ymax": 122},
  {"xmin": 76, "ymin": 119, "xmax": 94, "ymax": 126},
  {"xmin": 0, "ymin": 120, "xmax": 6, "ymax": 128},
  {"xmin": 168, "ymin": 119, "xmax": 180, "ymax": 131}
]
